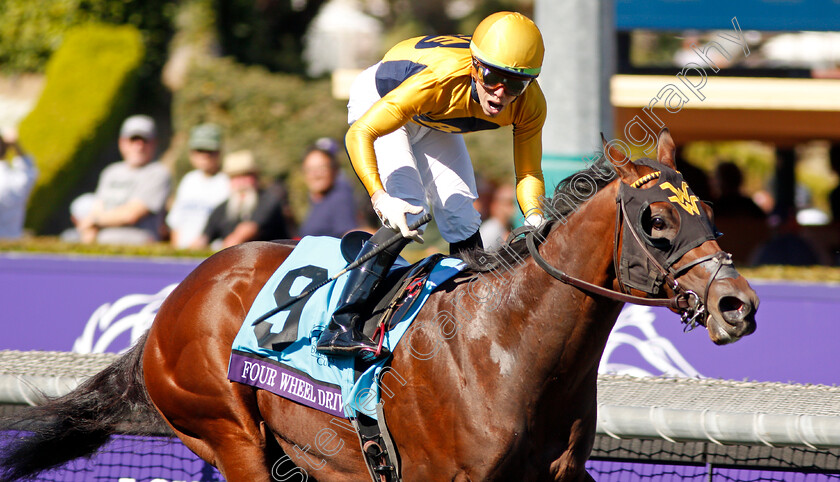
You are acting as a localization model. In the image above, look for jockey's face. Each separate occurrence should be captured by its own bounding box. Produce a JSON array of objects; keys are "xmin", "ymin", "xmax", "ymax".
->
[{"xmin": 476, "ymin": 80, "xmax": 517, "ymax": 117}]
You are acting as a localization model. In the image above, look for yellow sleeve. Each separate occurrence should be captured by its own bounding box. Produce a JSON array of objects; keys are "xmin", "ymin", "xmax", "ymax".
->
[
  {"xmin": 512, "ymin": 84, "xmax": 547, "ymax": 217},
  {"xmin": 345, "ymin": 73, "xmax": 439, "ymax": 196}
]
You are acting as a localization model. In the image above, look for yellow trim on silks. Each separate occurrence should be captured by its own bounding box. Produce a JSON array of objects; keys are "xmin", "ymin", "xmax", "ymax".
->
[{"xmin": 630, "ymin": 171, "xmax": 661, "ymax": 189}]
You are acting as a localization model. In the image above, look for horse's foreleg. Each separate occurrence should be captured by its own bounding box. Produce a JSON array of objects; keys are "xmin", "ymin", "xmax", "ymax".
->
[
  {"xmin": 550, "ymin": 407, "xmax": 597, "ymax": 481},
  {"xmin": 549, "ymin": 452, "xmax": 593, "ymax": 482}
]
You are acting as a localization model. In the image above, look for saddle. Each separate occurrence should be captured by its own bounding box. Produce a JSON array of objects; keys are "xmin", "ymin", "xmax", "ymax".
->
[
  {"xmin": 339, "ymin": 230, "xmax": 445, "ymax": 344},
  {"xmin": 231, "ymin": 234, "xmax": 463, "ymax": 482},
  {"xmin": 359, "ymin": 254, "xmax": 444, "ymax": 341}
]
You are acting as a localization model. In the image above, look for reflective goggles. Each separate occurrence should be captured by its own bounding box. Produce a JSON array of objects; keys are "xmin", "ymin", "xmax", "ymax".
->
[{"xmin": 473, "ymin": 59, "xmax": 533, "ymax": 96}]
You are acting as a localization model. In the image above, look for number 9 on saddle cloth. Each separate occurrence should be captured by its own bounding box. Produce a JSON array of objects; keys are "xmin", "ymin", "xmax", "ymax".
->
[{"xmin": 227, "ymin": 234, "xmax": 465, "ymax": 420}]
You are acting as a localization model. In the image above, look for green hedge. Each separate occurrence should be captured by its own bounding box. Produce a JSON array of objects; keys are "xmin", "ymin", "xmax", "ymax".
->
[
  {"xmin": 0, "ymin": 237, "xmax": 213, "ymax": 259},
  {"xmin": 0, "ymin": 0, "xmax": 175, "ymax": 75},
  {"xmin": 172, "ymin": 56, "xmax": 352, "ymax": 220},
  {"xmin": 20, "ymin": 23, "xmax": 144, "ymax": 234}
]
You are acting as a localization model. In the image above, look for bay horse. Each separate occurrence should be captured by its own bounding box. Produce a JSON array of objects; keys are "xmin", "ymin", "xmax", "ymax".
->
[{"xmin": 0, "ymin": 129, "xmax": 757, "ymax": 482}]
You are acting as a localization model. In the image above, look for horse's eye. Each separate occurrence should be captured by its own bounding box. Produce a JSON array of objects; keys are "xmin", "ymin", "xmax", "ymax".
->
[{"xmin": 651, "ymin": 217, "xmax": 666, "ymax": 231}]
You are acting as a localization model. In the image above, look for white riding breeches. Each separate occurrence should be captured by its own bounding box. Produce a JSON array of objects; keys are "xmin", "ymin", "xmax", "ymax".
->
[{"xmin": 347, "ymin": 64, "xmax": 482, "ymax": 243}]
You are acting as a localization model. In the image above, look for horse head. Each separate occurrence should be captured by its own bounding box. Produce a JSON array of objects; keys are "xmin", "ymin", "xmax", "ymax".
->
[{"xmin": 602, "ymin": 129, "xmax": 758, "ymax": 345}]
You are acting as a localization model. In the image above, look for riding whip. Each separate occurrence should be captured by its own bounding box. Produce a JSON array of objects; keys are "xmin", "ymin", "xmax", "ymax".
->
[{"xmin": 252, "ymin": 212, "xmax": 432, "ymax": 323}]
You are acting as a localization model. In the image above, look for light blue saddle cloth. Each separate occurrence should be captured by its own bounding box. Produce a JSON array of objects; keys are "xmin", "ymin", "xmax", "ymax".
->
[{"xmin": 227, "ymin": 235, "xmax": 465, "ymax": 419}]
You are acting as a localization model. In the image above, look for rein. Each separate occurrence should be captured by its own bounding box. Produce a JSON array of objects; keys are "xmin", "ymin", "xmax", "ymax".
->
[{"xmin": 524, "ymin": 227, "xmax": 691, "ymax": 311}]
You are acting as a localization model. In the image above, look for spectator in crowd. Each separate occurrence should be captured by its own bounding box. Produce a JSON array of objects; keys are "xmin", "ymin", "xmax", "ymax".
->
[
  {"xmin": 166, "ymin": 123, "xmax": 230, "ymax": 248},
  {"xmin": 0, "ymin": 128, "xmax": 38, "ymax": 239},
  {"xmin": 708, "ymin": 161, "xmax": 768, "ymax": 263},
  {"xmin": 479, "ymin": 182, "xmax": 515, "ymax": 250},
  {"xmin": 298, "ymin": 138, "xmax": 359, "ymax": 238},
  {"xmin": 711, "ymin": 161, "xmax": 766, "ymax": 219},
  {"xmin": 195, "ymin": 150, "xmax": 290, "ymax": 250},
  {"xmin": 752, "ymin": 189, "xmax": 775, "ymax": 215},
  {"xmin": 75, "ymin": 115, "xmax": 171, "ymax": 245}
]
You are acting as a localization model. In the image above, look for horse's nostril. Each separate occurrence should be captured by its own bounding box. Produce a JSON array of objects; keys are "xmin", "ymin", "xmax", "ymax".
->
[{"xmin": 719, "ymin": 295, "xmax": 748, "ymax": 323}]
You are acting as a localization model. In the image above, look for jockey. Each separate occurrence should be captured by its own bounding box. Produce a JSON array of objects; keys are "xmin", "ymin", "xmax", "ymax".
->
[{"xmin": 316, "ymin": 11, "xmax": 547, "ymax": 358}]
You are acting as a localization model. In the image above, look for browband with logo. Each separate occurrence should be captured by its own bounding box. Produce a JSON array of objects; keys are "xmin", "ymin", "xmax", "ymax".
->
[{"xmin": 630, "ymin": 171, "xmax": 661, "ymax": 189}]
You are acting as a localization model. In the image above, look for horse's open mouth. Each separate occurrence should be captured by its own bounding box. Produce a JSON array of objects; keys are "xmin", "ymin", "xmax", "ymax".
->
[
  {"xmin": 719, "ymin": 294, "xmax": 757, "ymax": 329},
  {"xmin": 719, "ymin": 295, "xmax": 748, "ymax": 324},
  {"xmin": 709, "ymin": 294, "xmax": 757, "ymax": 344}
]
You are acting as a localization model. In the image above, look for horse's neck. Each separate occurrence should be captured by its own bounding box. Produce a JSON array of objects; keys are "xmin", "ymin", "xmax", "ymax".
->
[{"xmin": 476, "ymin": 189, "xmax": 623, "ymax": 399}]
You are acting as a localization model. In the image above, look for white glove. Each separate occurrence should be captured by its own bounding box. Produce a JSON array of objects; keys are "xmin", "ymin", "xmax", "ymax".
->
[
  {"xmin": 372, "ymin": 192, "xmax": 425, "ymax": 242},
  {"xmin": 525, "ymin": 213, "xmax": 544, "ymax": 228}
]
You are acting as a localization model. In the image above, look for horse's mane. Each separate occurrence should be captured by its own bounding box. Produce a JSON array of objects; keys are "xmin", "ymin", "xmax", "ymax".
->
[{"xmin": 458, "ymin": 155, "xmax": 617, "ymax": 272}]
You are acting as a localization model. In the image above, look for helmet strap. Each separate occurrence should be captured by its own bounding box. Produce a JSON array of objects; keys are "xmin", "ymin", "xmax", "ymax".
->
[{"xmin": 469, "ymin": 58, "xmax": 480, "ymax": 83}]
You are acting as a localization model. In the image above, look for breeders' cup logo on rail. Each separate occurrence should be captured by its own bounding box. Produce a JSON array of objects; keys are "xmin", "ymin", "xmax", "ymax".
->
[
  {"xmin": 73, "ymin": 284, "xmax": 178, "ymax": 354},
  {"xmin": 600, "ymin": 305, "xmax": 702, "ymax": 378}
]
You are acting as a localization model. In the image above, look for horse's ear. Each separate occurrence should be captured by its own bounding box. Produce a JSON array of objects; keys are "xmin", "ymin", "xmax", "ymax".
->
[
  {"xmin": 601, "ymin": 133, "xmax": 638, "ymax": 184},
  {"xmin": 657, "ymin": 128, "xmax": 677, "ymax": 170}
]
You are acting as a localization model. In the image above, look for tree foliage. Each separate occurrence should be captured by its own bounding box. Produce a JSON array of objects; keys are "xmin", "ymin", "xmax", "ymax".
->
[
  {"xmin": 0, "ymin": 0, "xmax": 176, "ymax": 75},
  {"xmin": 213, "ymin": 0, "xmax": 328, "ymax": 74}
]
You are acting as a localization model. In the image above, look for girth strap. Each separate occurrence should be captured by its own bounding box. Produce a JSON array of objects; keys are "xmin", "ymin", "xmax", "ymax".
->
[{"xmin": 352, "ymin": 409, "xmax": 402, "ymax": 482}]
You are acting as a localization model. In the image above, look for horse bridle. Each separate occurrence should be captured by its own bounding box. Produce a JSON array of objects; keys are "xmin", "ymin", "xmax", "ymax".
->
[
  {"xmin": 523, "ymin": 176, "xmax": 734, "ymax": 330},
  {"xmin": 613, "ymin": 196, "xmax": 733, "ymax": 329}
]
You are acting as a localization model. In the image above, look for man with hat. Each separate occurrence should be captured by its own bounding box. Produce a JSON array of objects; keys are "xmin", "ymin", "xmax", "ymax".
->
[
  {"xmin": 76, "ymin": 114, "xmax": 171, "ymax": 245},
  {"xmin": 196, "ymin": 150, "xmax": 290, "ymax": 250},
  {"xmin": 166, "ymin": 123, "xmax": 230, "ymax": 248}
]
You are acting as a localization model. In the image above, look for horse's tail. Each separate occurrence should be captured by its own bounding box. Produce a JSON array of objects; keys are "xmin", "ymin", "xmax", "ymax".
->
[{"xmin": 0, "ymin": 333, "xmax": 158, "ymax": 482}]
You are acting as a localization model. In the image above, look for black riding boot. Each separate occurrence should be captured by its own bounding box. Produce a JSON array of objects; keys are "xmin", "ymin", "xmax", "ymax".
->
[
  {"xmin": 316, "ymin": 227, "xmax": 410, "ymax": 358},
  {"xmin": 449, "ymin": 230, "xmax": 484, "ymax": 258}
]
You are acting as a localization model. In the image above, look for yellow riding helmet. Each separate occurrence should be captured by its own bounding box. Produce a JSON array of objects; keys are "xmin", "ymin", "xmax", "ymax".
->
[{"xmin": 470, "ymin": 11, "xmax": 544, "ymax": 78}]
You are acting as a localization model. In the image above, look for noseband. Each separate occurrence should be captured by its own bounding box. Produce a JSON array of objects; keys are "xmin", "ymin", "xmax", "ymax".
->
[{"xmin": 524, "ymin": 167, "xmax": 734, "ymax": 330}]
